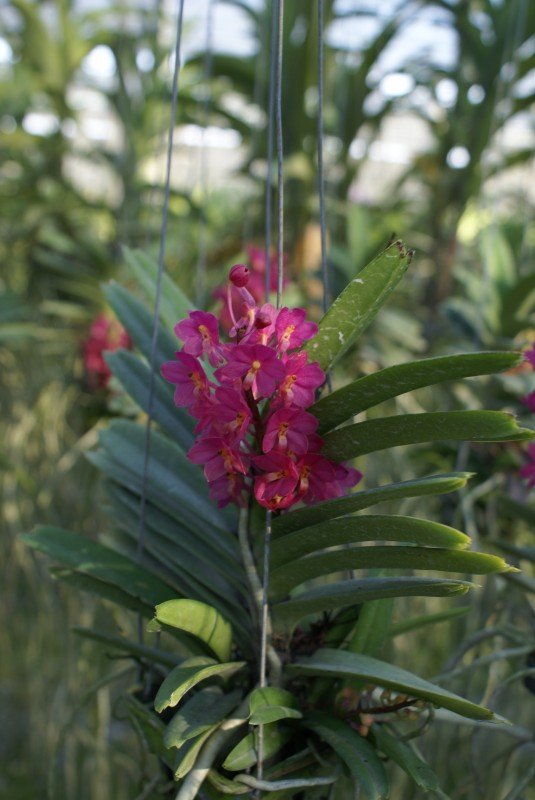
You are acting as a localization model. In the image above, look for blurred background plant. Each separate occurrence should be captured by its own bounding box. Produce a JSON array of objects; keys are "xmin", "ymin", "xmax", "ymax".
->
[{"xmin": 1, "ymin": 0, "xmax": 533, "ymax": 798}]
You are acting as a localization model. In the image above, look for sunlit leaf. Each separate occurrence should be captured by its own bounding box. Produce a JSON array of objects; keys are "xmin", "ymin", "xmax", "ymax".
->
[
  {"xmin": 152, "ymin": 599, "xmax": 233, "ymax": 662},
  {"xmin": 154, "ymin": 657, "xmax": 245, "ymax": 713}
]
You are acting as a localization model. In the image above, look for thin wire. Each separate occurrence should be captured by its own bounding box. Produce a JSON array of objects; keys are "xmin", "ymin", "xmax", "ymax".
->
[
  {"xmin": 317, "ymin": 0, "xmax": 329, "ymax": 314},
  {"xmin": 258, "ymin": 1, "xmax": 284, "ymax": 784},
  {"xmin": 196, "ymin": 0, "xmax": 215, "ymax": 307},
  {"xmin": 264, "ymin": 2, "xmax": 278, "ymax": 299},
  {"xmin": 137, "ymin": 0, "xmax": 186, "ymax": 639}
]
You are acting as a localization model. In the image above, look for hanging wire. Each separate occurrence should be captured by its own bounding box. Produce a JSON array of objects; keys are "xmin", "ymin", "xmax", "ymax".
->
[
  {"xmin": 195, "ymin": 0, "xmax": 215, "ymax": 306},
  {"xmin": 258, "ymin": 1, "xmax": 284, "ymax": 784},
  {"xmin": 264, "ymin": 3, "xmax": 279, "ymax": 298},
  {"xmin": 137, "ymin": 0, "xmax": 186, "ymax": 641},
  {"xmin": 317, "ymin": 0, "xmax": 329, "ymax": 315}
]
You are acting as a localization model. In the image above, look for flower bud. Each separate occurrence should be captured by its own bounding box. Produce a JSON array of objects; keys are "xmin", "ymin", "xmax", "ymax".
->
[
  {"xmin": 254, "ymin": 310, "xmax": 272, "ymax": 329},
  {"xmin": 229, "ymin": 264, "xmax": 250, "ymax": 288}
]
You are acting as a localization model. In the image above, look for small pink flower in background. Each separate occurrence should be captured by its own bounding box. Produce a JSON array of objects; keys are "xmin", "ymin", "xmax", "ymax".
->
[
  {"xmin": 161, "ymin": 352, "xmax": 210, "ymax": 407},
  {"xmin": 162, "ymin": 264, "xmax": 361, "ymax": 513},
  {"xmin": 524, "ymin": 345, "xmax": 535, "ymax": 370},
  {"xmin": 523, "ymin": 391, "xmax": 535, "ymax": 413},
  {"xmin": 520, "ymin": 443, "xmax": 535, "ymax": 489},
  {"xmin": 275, "ymin": 307, "xmax": 318, "ymax": 353},
  {"xmin": 263, "ymin": 408, "xmax": 319, "ymax": 454},
  {"xmin": 175, "ymin": 310, "xmax": 224, "ymax": 367},
  {"xmin": 83, "ymin": 313, "xmax": 131, "ymax": 389}
]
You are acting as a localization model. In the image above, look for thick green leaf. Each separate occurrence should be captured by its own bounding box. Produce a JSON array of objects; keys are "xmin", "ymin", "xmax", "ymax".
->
[
  {"xmin": 271, "ymin": 515, "xmax": 470, "ymax": 568},
  {"xmin": 304, "ymin": 241, "xmax": 412, "ymax": 371},
  {"xmin": 249, "ymin": 688, "xmax": 302, "ymax": 725},
  {"xmin": 174, "ymin": 727, "xmax": 218, "ymax": 780},
  {"xmin": 164, "ymin": 687, "xmax": 242, "ymax": 749},
  {"xmin": 72, "ymin": 627, "xmax": 185, "ymax": 668},
  {"xmin": 122, "ymin": 246, "xmax": 194, "ymax": 330},
  {"xmin": 312, "ymin": 352, "xmax": 521, "ymax": 433},
  {"xmin": 270, "ymin": 546, "xmax": 511, "ymax": 601},
  {"xmin": 103, "ymin": 282, "xmax": 176, "ymax": 366},
  {"xmin": 303, "ymin": 712, "xmax": 388, "ymax": 800},
  {"xmin": 152, "ymin": 599, "xmax": 233, "ymax": 662},
  {"xmin": 206, "ymin": 770, "xmax": 249, "ymax": 795},
  {"xmin": 51, "ymin": 567, "xmax": 154, "ymax": 618},
  {"xmin": 154, "ymin": 657, "xmax": 246, "ymax": 713},
  {"xmin": 288, "ymin": 649, "xmax": 496, "ymax": 720},
  {"xmin": 371, "ymin": 726, "xmax": 439, "ymax": 791},
  {"xmin": 346, "ymin": 598, "xmax": 393, "ymax": 658},
  {"xmin": 388, "ymin": 606, "xmax": 470, "ymax": 638},
  {"xmin": 273, "ymin": 473, "xmax": 473, "ymax": 537},
  {"xmin": 22, "ymin": 526, "xmax": 175, "ymax": 607},
  {"xmin": 105, "ymin": 349, "xmax": 193, "ymax": 449},
  {"xmin": 322, "ymin": 411, "xmax": 534, "ymax": 461},
  {"xmin": 223, "ymin": 725, "xmax": 291, "ymax": 771},
  {"xmin": 272, "ymin": 577, "xmax": 473, "ymax": 632}
]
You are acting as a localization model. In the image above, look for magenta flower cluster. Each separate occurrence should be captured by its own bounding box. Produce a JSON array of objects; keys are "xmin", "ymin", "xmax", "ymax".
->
[
  {"xmin": 520, "ymin": 344, "xmax": 535, "ymax": 488},
  {"xmin": 161, "ymin": 264, "xmax": 362, "ymax": 510}
]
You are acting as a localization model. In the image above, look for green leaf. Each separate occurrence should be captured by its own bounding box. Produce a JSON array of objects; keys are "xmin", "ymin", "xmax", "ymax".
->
[
  {"xmin": 72, "ymin": 627, "xmax": 185, "ymax": 668},
  {"xmin": 206, "ymin": 770, "xmax": 249, "ymax": 795},
  {"xmin": 311, "ymin": 352, "xmax": 521, "ymax": 433},
  {"xmin": 304, "ymin": 241, "xmax": 412, "ymax": 371},
  {"xmin": 371, "ymin": 726, "xmax": 439, "ymax": 791},
  {"xmin": 103, "ymin": 282, "xmax": 176, "ymax": 366},
  {"xmin": 22, "ymin": 526, "xmax": 175, "ymax": 607},
  {"xmin": 154, "ymin": 657, "xmax": 246, "ymax": 713},
  {"xmin": 269, "ymin": 546, "xmax": 511, "ymax": 601},
  {"xmin": 51, "ymin": 567, "xmax": 154, "ymax": 618},
  {"xmin": 272, "ymin": 577, "xmax": 473, "ymax": 633},
  {"xmin": 122, "ymin": 246, "xmax": 194, "ymax": 330},
  {"xmin": 122, "ymin": 695, "xmax": 175, "ymax": 769},
  {"xmin": 273, "ymin": 473, "xmax": 473, "ymax": 537},
  {"xmin": 271, "ymin": 515, "xmax": 470, "ymax": 568},
  {"xmin": 249, "ymin": 688, "xmax": 302, "ymax": 725},
  {"xmin": 153, "ymin": 599, "xmax": 233, "ymax": 662},
  {"xmin": 164, "ymin": 687, "xmax": 242, "ymax": 749},
  {"xmin": 322, "ymin": 411, "xmax": 534, "ymax": 461},
  {"xmin": 346, "ymin": 598, "xmax": 393, "ymax": 658},
  {"xmin": 388, "ymin": 606, "xmax": 470, "ymax": 638},
  {"xmin": 174, "ymin": 727, "xmax": 218, "ymax": 780},
  {"xmin": 288, "ymin": 649, "xmax": 496, "ymax": 720},
  {"xmin": 223, "ymin": 725, "xmax": 291, "ymax": 771},
  {"xmin": 105, "ymin": 350, "xmax": 193, "ymax": 449},
  {"xmin": 303, "ymin": 712, "xmax": 388, "ymax": 800}
]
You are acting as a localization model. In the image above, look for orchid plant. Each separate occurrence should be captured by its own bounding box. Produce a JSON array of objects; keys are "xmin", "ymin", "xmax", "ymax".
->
[{"xmin": 24, "ymin": 242, "xmax": 534, "ymax": 799}]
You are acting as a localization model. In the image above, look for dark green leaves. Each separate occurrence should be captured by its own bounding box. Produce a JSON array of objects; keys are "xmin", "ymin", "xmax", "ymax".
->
[
  {"xmin": 312, "ymin": 351, "xmax": 521, "ymax": 433},
  {"xmin": 223, "ymin": 726, "xmax": 291, "ymax": 771},
  {"xmin": 151, "ymin": 599, "xmax": 233, "ymax": 662},
  {"xmin": 273, "ymin": 472, "xmax": 473, "ymax": 537},
  {"xmin": 322, "ymin": 411, "xmax": 534, "ymax": 461},
  {"xmin": 288, "ymin": 649, "xmax": 496, "ymax": 720},
  {"xmin": 164, "ymin": 687, "xmax": 242, "ymax": 749},
  {"xmin": 154, "ymin": 656, "xmax": 245, "ymax": 713},
  {"xmin": 249, "ymin": 688, "xmax": 302, "ymax": 724},
  {"xmin": 304, "ymin": 713, "xmax": 388, "ymax": 800},
  {"xmin": 304, "ymin": 240, "xmax": 412, "ymax": 371},
  {"xmin": 371, "ymin": 726, "xmax": 439, "ymax": 791}
]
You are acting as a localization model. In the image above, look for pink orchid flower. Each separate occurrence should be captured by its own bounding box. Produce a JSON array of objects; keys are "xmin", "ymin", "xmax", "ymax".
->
[
  {"xmin": 216, "ymin": 343, "xmax": 285, "ymax": 400},
  {"xmin": 175, "ymin": 310, "xmax": 224, "ymax": 367},
  {"xmin": 276, "ymin": 352, "xmax": 325, "ymax": 407},
  {"xmin": 161, "ymin": 352, "xmax": 210, "ymax": 407},
  {"xmin": 253, "ymin": 452, "xmax": 299, "ymax": 508},
  {"xmin": 263, "ymin": 408, "xmax": 319, "ymax": 454},
  {"xmin": 275, "ymin": 307, "xmax": 318, "ymax": 353},
  {"xmin": 188, "ymin": 436, "xmax": 248, "ymax": 482}
]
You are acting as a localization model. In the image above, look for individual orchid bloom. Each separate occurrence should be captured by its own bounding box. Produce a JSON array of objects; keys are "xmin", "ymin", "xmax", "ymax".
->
[
  {"xmin": 216, "ymin": 343, "xmax": 285, "ymax": 400},
  {"xmin": 161, "ymin": 352, "xmax": 211, "ymax": 407},
  {"xmin": 209, "ymin": 472, "xmax": 248, "ymax": 508},
  {"xmin": 295, "ymin": 453, "xmax": 339, "ymax": 503},
  {"xmin": 209, "ymin": 386, "xmax": 252, "ymax": 442},
  {"xmin": 253, "ymin": 452, "xmax": 299, "ymax": 508},
  {"xmin": 263, "ymin": 408, "xmax": 319, "ymax": 454},
  {"xmin": 333, "ymin": 462, "xmax": 363, "ymax": 490},
  {"xmin": 275, "ymin": 307, "xmax": 318, "ymax": 353},
  {"xmin": 520, "ymin": 443, "xmax": 535, "ymax": 489},
  {"xmin": 277, "ymin": 352, "xmax": 325, "ymax": 407},
  {"xmin": 188, "ymin": 436, "xmax": 248, "ymax": 482},
  {"xmin": 175, "ymin": 310, "xmax": 224, "ymax": 367}
]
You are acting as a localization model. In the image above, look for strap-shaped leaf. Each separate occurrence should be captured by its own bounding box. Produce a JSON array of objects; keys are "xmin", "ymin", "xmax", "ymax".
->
[
  {"xmin": 52, "ymin": 567, "xmax": 154, "ymax": 618},
  {"xmin": 371, "ymin": 726, "xmax": 439, "ymax": 791},
  {"xmin": 164, "ymin": 687, "xmax": 242, "ymax": 749},
  {"xmin": 388, "ymin": 606, "xmax": 470, "ymax": 638},
  {"xmin": 154, "ymin": 656, "xmax": 245, "ymax": 713},
  {"xmin": 72, "ymin": 627, "xmax": 185, "ymax": 668},
  {"xmin": 322, "ymin": 411, "xmax": 534, "ymax": 461},
  {"xmin": 272, "ymin": 577, "xmax": 473, "ymax": 632},
  {"xmin": 223, "ymin": 725, "xmax": 291, "ymax": 771},
  {"xmin": 22, "ymin": 526, "xmax": 175, "ymax": 607},
  {"xmin": 303, "ymin": 712, "xmax": 388, "ymax": 800},
  {"xmin": 105, "ymin": 350, "xmax": 193, "ymax": 449},
  {"xmin": 287, "ymin": 649, "xmax": 495, "ymax": 720},
  {"xmin": 174, "ymin": 727, "xmax": 218, "ymax": 780},
  {"xmin": 122, "ymin": 246, "xmax": 194, "ymax": 330},
  {"xmin": 152, "ymin": 599, "xmax": 233, "ymax": 662},
  {"xmin": 273, "ymin": 472, "xmax": 473, "ymax": 537},
  {"xmin": 311, "ymin": 351, "xmax": 521, "ymax": 433},
  {"xmin": 271, "ymin": 515, "xmax": 470, "ymax": 568},
  {"xmin": 269, "ymin": 546, "xmax": 512, "ymax": 601},
  {"xmin": 303, "ymin": 240, "xmax": 412, "ymax": 371},
  {"xmin": 249, "ymin": 688, "xmax": 302, "ymax": 725},
  {"xmin": 104, "ymin": 282, "xmax": 176, "ymax": 365},
  {"xmin": 346, "ymin": 598, "xmax": 393, "ymax": 658}
]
